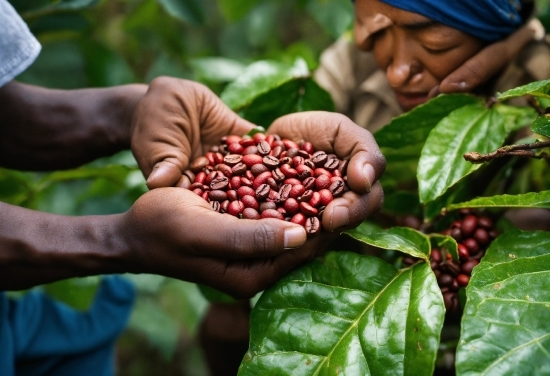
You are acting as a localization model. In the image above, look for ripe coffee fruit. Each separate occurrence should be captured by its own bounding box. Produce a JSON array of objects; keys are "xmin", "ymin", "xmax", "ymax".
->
[{"xmin": 179, "ymin": 132, "xmax": 350, "ymax": 236}]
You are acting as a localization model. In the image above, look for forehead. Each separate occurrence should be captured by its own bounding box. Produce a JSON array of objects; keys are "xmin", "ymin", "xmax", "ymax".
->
[{"xmin": 355, "ymin": 0, "xmax": 437, "ymax": 29}]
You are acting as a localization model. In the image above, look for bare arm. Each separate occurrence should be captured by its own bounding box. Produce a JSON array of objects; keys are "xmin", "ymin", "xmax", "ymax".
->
[{"xmin": 0, "ymin": 81, "xmax": 147, "ymax": 171}]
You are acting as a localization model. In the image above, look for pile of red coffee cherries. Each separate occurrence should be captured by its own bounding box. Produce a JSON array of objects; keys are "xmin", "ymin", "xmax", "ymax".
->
[
  {"xmin": 403, "ymin": 209, "xmax": 498, "ymax": 313},
  {"xmin": 177, "ymin": 132, "xmax": 350, "ymax": 236}
]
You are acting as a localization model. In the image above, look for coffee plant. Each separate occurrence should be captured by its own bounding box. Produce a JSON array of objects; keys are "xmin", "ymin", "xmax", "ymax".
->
[{"xmin": 217, "ymin": 62, "xmax": 550, "ymax": 375}]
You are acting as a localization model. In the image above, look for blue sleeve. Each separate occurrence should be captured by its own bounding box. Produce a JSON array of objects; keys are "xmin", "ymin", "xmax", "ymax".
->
[{"xmin": 0, "ymin": 275, "xmax": 135, "ymax": 376}]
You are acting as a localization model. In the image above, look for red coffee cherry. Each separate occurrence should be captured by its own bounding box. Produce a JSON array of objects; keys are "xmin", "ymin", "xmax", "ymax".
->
[
  {"xmin": 456, "ymin": 274, "xmax": 470, "ymax": 286},
  {"xmin": 261, "ymin": 209, "xmax": 284, "ymax": 220},
  {"xmin": 461, "ymin": 215, "xmax": 478, "ymax": 237},
  {"xmin": 457, "ymin": 243, "xmax": 470, "ymax": 260}
]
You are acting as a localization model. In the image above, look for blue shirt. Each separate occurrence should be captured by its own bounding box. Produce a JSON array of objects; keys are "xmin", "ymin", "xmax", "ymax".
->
[{"xmin": 0, "ymin": 0, "xmax": 41, "ymax": 87}]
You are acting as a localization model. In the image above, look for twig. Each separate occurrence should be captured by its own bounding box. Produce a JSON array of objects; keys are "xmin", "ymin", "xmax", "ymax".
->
[
  {"xmin": 464, "ymin": 140, "xmax": 550, "ymax": 164},
  {"xmin": 526, "ymin": 95, "xmax": 546, "ymax": 115}
]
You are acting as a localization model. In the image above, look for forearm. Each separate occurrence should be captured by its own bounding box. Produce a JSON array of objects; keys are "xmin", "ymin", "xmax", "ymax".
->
[
  {"xmin": 0, "ymin": 81, "xmax": 147, "ymax": 171},
  {"xmin": 0, "ymin": 201, "xmax": 133, "ymax": 290}
]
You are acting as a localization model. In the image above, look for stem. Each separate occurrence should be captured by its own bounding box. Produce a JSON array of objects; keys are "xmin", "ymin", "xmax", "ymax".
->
[
  {"xmin": 464, "ymin": 140, "xmax": 550, "ymax": 164},
  {"xmin": 527, "ymin": 95, "xmax": 546, "ymax": 115}
]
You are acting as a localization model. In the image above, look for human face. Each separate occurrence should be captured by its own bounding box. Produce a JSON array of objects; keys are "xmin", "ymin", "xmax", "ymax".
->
[{"xmin": 354, "ymin": 0, "xmax": 485, "ymax": 111}]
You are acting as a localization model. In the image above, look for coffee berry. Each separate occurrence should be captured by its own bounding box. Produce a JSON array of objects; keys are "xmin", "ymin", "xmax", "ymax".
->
[
  {"xmin": 177, "ymin": 132, "xmax": 350, "ymax": 236},
  {"xmin": 402, "ymin": 208, "xmax": 498, "ymax": 313}
]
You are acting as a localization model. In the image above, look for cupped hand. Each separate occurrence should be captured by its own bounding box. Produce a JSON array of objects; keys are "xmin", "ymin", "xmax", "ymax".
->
[
  {"xmin": 118, "ymin": 187, "xmax": 328, "ymax": 298},
  {"xmin": 268, "ymin": 111, "xmax": 386, "ymax": 233},
  {"xmin": 130, "ymin": 76, "xmax": 256, "ymax": 189}
]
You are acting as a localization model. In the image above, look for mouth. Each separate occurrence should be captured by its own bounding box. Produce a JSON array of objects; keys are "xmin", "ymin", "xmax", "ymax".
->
[{"xmin": 394, "ymin": 91, "xmax": 429, "ymax": 111}]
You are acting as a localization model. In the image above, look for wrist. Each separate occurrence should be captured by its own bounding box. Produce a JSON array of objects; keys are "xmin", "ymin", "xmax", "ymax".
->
[{"xmin": 107, "ymin": 84, "xmax": 148, "ymax": 150}]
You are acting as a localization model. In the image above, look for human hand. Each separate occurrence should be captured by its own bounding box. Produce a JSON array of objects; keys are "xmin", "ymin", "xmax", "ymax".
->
[
  {"xmin": 429, "ymin": 19, "xmax": 545, "ymax": 97},
  {"xmin": 130, "ymin": 76, "xmax": 256, "ymax": 189},
  {"xmin": 121, "ymin": 112, "xmax": 385, "ymax": 298},
  {"xmin": 268, "ymin": 111, "xmax": 386, "ymax": 233}
]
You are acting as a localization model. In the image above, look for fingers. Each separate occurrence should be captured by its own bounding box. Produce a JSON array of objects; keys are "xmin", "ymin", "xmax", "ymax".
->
[
  {"xmin": 322, "ymin": 181, "xmax": 384, "ymax": 232},
  {"xmin": 436, "ymin": 21, "xmax": 538, "ymax": 95},
  {"xmin": 154, "ymin": 188, "xmax": 307, "ymax": 259},
  {"xmin": 184, "ymin": 236, "xmax": 325, "ymax": 299},
  {"xmin": 132, "ymin": 77, "xmax": 256, "ymax": 189},
  {"xmin": 268, "ymin": 111, "xmax": 386, "ymax": 194}
]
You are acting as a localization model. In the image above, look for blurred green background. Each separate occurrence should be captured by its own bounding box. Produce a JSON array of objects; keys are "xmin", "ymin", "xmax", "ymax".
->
[{"xmin": 4, "ymin": 0, "xmax": 550, "ymax": 374}]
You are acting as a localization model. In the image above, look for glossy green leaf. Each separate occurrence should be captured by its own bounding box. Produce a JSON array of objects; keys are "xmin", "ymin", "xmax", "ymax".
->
[
  {"xmin": 447, "ymin": 191, "xmax": 550, "ymax": 211},
  {"xmin": 531, "ymin": 113, "xmax": 550, "ymax": 138},
  {"xmin": 418, "ymin": 103, "xmax": 507, "ymax": 204},
  {"xmin": 374, "ymin": 94, "xmax": 479, "ymax": 149},
  {"xmin": 239, "ymin": 252, "xmax": 444, "ymax": 376},
  {"xmin": 156, "ymin": 0, "xmax": 204, "ymax": 25},
  {"xmin": 305, "ymin": 0, "xmax": 354, "ymax": 39},
  {"xmin": 346, "ymin": 225, "xmax": 431, "ymax": 260},
  {"xmin": 218, "ymin": 0, "xmax": 260, "ymax": 21},
  {"xmin": 190, "ymin": 57, "xmax": 246, "ymax": 83},
  {"xmin": 429, "ymin": 234, "xmax": 458, "ymax": 261},
  {"xmin": 497, "ymin": 78, "xmax": 550, "ymax": 101},
  {"xmin": 221, "ymin": 59, "xmax": 309, "ymax": 111},
  {"xmin": 456, "ymin": 230, "xmax": 550, "ymax": 375}
]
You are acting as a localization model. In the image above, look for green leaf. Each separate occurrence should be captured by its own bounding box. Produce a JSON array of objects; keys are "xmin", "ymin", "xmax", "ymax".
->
[
  {"xmin": 429, "ymin": 234, "xmax": 458, "ymax": 261},
  {"xmin": 456, "ymin": 230, "xmax": 550, "ymax": 375},
  {"xmin": 43, "ymin": 277, "xmax": 100, "ymax": 310},
  {"xmin": 447, "ymin": 191, "xmax": 550, "ymax": 211},
  {"xmin": 494, "ymin": 105, "xmax": 538, "ymax": 133},
  {"xmin": 418, "ymin": 103, "xmax": 507, "ymax": 204},
  {"xmin": 156, "ymin": 0, "xmax": 205, "ymax": 25},
  {"xmin": 218, "ymin": 0, "xmax": 260, "ymax": 22},
  {"xmin": 239, "ymin": 252, "xmax": 444, "ymax": 376},
  {"xmin": 221, "ymin": 59, "xmax": 309, "ymax": 111},
  {"xmin": 497, "ymin": 78, "xmax": 550, "ymax": 101},
  {"xmin": 190, "ymin": 57, "xmax": 246, "ymax": 83},
  {"xmin": 345, "ymin": 225, "xmax": 431, "ymax": 260},
  {"xmin": 305, "ymin": 0, "xmax": 354, "ymax": 39},
  {"xmin": 531, "ymin": 113, "xmax": 550, "ymax": 138},
  {"xmin": 297, "ymin": 78, "xmax": 335, "ymax": 112},
  {"xmin": 374, "ymin": 94, "xmax": 479, "ymax": 149}
]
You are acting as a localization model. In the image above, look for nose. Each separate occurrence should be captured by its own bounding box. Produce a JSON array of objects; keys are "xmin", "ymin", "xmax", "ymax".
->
[{"xmin": 385, "ymin": 48, "xmax": 422, "ymax": 88}]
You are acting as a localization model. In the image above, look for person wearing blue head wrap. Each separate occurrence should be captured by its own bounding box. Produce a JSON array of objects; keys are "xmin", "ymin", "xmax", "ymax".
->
[
  {"xmin": 379, "ymin": 0, "xmax": 523, "ymax": 42},
  {"xmin": 315, "ymin": 0, "xmax": 548, "ymax": 129}
]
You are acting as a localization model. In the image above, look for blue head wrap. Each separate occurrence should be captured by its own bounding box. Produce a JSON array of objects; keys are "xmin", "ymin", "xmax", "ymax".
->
[{"xmin": 378, "ymin": 0, "xmax": 523, "ymax": 42}]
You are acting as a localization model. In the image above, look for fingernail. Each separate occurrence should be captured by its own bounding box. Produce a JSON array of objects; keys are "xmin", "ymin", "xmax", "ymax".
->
[
  {"xmin": 428, "ymin": 85, "xmax": 440, "ymax": 99},
  {"xmin": 146, "ymin": 164, "xmax": 161, "ymax": 184},
  {"xmin": 329, "ymin": 206, "xmax": 350, "ymax": 231},
  {"xmin": 447, "ymin": 81, "xmax": 468, "ymax": 92},
  {"xmin": 284, "ymin": 226, "xmax": 307, "ymax": 249},
  {"xmin": 364, "ymin": 163, "xmax": 375, "ymax": 193}
]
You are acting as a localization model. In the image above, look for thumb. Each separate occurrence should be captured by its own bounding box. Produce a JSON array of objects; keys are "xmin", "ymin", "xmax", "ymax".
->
[{"xmin": 146, "ymin": 157, "xmax": 188, "ymax": 189}]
